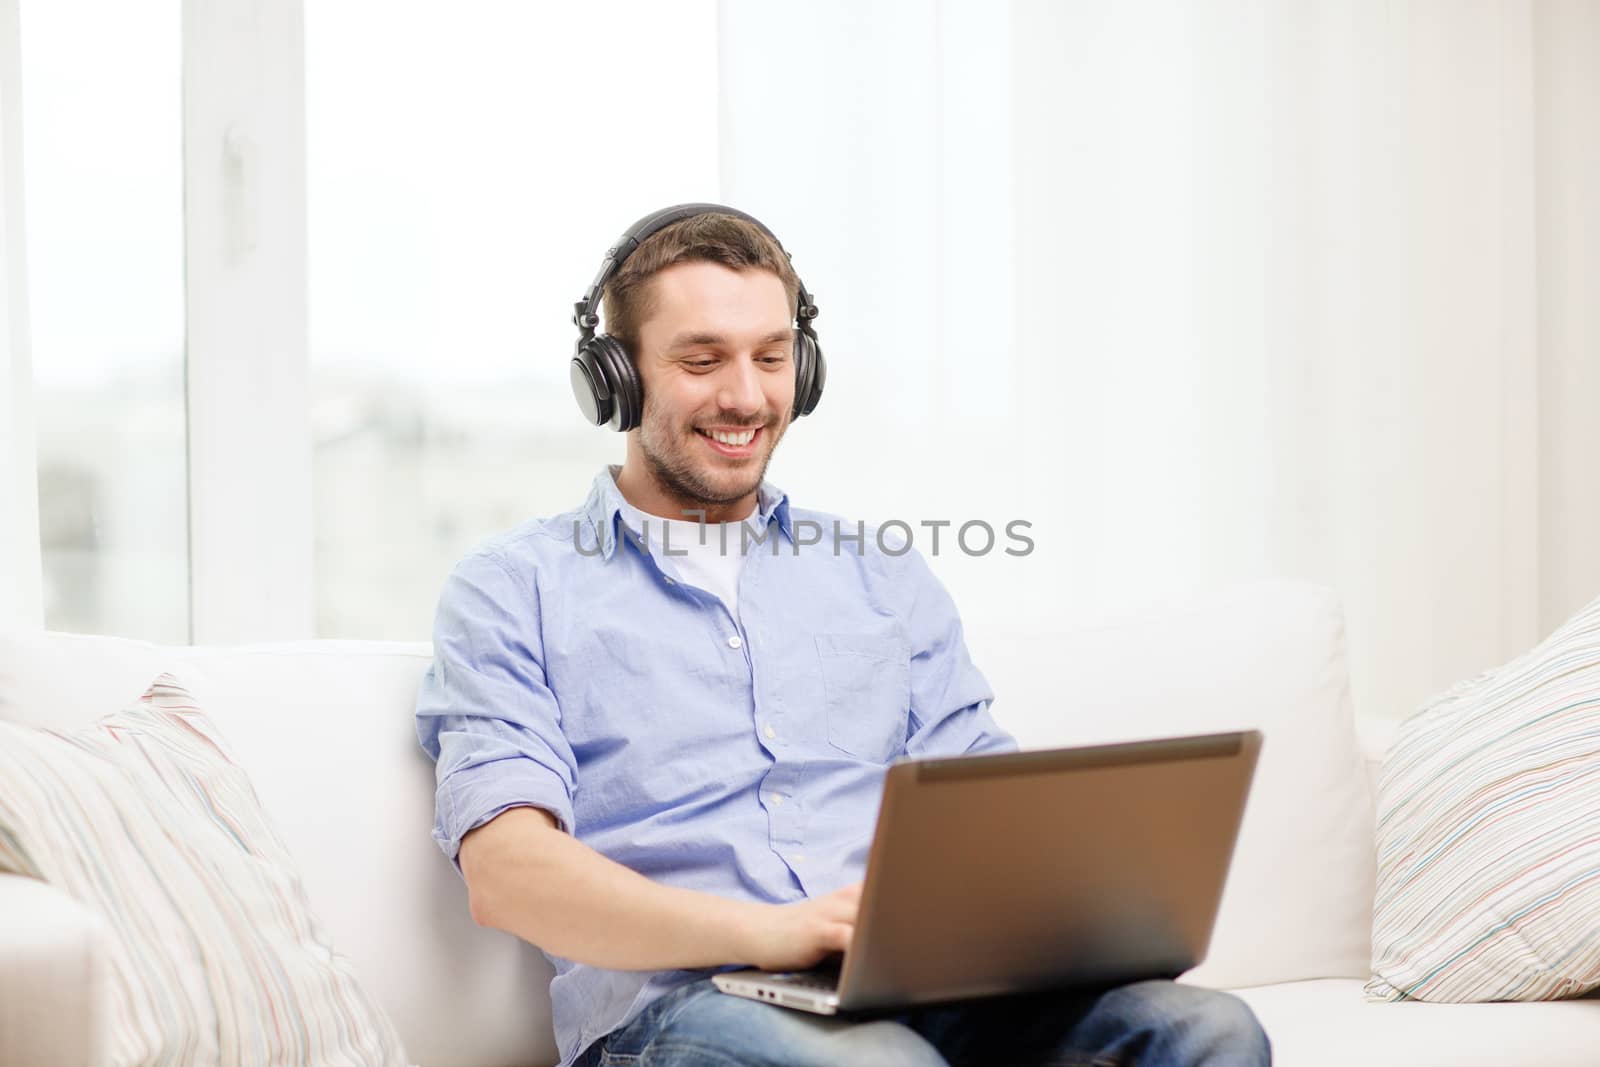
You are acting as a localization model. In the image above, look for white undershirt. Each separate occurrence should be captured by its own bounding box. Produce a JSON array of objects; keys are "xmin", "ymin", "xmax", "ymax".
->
[{"xmin": 620, "ymin": 508, "xmax": 750, "ymax": 622}]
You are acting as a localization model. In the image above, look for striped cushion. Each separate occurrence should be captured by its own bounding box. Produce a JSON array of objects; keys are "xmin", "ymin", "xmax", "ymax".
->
[
  {"xmin": 0, "ymin": 674, "xmax": 411, "ymax": 1065},
  {"xmin": 1367, "ymin": 594, "xmax": 1600, "ymax": 1002}
]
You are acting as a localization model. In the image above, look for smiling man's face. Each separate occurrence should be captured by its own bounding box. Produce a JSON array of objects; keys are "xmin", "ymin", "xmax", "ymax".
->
[{"xmin": 618, "ymin": 259, "xmax": 797, "ymax": 522}]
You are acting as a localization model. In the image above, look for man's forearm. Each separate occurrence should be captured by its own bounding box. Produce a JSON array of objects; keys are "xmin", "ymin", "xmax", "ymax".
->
[{"xmin": 463, "ymin": 806, "xmax": 762, "ymax": 970}]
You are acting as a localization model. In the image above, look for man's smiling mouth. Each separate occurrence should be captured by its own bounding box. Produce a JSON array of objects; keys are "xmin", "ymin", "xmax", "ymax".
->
[
  {"xmin": 697, "ymin": 427, "xmax": 757, "ymax": 446},
  {"xmin": 695, "ymin": 426, "xmax": 762, "ymax": 455}
]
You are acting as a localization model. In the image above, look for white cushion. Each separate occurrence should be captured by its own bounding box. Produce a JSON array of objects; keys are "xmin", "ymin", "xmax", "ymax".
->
[
  {"xmin": 967, "ymin": 580, "xmax": 1375, "ymax": 988},
  {"xmin": 1368, "ymin": 592, "xmax": 1600, "ymax": 1002},
  {"xmin": 0, "ymin": 675, "xmax": 409, "ymax": 1065},
  {"xmin": 1235, "ymin": 978, "xmax": 1600, "ymax": 1065}
]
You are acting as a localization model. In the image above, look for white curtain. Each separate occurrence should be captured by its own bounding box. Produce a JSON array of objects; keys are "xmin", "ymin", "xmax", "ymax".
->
[
  {"xmin": 721, "ymin": 0, "xmax": 1600, "ymax": 722},
  {"xmin": 0, "ymin": 0, "xmax": 41, "ymax": 631}
]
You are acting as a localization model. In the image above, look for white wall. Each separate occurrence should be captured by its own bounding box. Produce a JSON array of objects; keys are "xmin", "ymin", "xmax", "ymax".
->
[
  {"xmin": 1535, "ymin": 0, "xmax": 1600, "ymax": 631},
  {"xmin": 1009, "ymin": 0, "xmax": 1592, "ymax": 720}
]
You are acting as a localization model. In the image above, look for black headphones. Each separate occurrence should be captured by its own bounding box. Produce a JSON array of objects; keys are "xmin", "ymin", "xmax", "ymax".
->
[{"xmin": 569, "ymin": 203, "xmax": 825, "ymax": 431}]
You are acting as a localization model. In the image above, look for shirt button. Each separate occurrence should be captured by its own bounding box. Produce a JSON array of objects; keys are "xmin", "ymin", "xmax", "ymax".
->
[
  {"xmin": 764, "ymin": 724, "xmax": 776, "ymax": 740},
  {"xmin": 770, "ymin": 794, "xmax": 784, "ymax": 806},
  {"xmin": 727, "ymin": 635, "xmax": 743, "ymax": 650},
  {"xmin": 664, "ymin": 577, "xmax": 675, "ymax": 585}
]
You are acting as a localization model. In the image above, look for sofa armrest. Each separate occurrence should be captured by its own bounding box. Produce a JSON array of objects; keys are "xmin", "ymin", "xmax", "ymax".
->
[{"xmin": 0, "ymin": 873, "xmax": 110, "ymax": 1067}]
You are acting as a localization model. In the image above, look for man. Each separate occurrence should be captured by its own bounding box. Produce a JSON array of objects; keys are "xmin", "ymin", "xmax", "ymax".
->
[{"xmin": 416, "ymin": 205, "xmax": 1271, "ymax": 1066}]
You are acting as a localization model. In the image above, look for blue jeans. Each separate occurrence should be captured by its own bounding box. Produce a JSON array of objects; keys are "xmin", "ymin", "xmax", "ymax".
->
[{"xmin": 573, "ymin": 977, "xmax": 1270, "ymax": 1067}]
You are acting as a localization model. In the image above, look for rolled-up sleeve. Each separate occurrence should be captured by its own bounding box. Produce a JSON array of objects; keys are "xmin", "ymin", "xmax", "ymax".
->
[
  {"xmin": 894, "ymin": 546, "xmax": 1019, "ymax": 760},
  {"xmin": 416, "ymin": 548, "xmax": 578, "ymax": 875}
]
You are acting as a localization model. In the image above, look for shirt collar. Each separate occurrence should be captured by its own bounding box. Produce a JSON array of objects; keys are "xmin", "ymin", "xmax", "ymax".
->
[{"xmin": 580, "ymin": 465, "xmax": 792, "ymax": 561}]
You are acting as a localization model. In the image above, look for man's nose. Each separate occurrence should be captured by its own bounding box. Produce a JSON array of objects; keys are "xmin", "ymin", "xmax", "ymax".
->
[{"xmin": 717, "ymin": 357, "xmax": 765, "ymax": 417}]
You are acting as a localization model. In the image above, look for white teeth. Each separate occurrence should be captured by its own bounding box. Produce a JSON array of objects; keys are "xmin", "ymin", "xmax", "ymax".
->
[{"xmin": 707, "ymin": 429, "xmax": 755, "ymax": 447}]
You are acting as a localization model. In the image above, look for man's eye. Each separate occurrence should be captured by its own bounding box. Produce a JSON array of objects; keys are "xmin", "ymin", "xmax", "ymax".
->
[
  {"xmin": 759, "ymin": 354, "xmax": 788, "ymax": 365},
  {"xmin": 686, "ymin": 359, "xmax": 716, "ymax": 369}
]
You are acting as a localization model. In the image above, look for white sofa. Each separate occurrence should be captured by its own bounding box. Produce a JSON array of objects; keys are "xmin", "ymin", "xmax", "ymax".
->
[{"xmin": 2, "ymin": 581, "xmax": 1598, "ymax": 1066}]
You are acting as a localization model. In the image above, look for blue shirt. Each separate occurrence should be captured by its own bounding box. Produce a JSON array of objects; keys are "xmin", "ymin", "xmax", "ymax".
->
[{"xmin": 415, "ymin": 466, "xmax": 1017, "ymax": 1067}]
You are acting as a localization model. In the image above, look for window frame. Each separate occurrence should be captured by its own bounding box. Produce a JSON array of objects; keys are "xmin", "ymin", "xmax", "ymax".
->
[
  {"xmin": 1, "ymin": 0, "xmax": 42, "ymax": 631},
  {"xmin": 181, "ymin": 0, "xmax": 314, "ymax": 642}
]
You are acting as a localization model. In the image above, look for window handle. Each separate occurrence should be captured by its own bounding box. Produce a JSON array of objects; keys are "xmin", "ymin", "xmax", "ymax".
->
[{"xmin": 222, "ymin": 123, "xmax": 259, "ymax": 259}]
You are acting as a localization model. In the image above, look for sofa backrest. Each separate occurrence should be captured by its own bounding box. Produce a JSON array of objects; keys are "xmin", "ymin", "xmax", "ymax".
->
[
  {"xmin": 0, "ymin": 578, "xmax": 1378, "ymax": 1064},
  {"xmin": 964, "ymin": 579, "xmax": 1377, "ymax": 988}
]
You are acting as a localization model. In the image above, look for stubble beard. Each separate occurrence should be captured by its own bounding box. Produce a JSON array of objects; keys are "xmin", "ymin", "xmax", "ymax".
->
[{"xmin": 637, "ymin": 397, "xmax": 789, "ymax": 511}]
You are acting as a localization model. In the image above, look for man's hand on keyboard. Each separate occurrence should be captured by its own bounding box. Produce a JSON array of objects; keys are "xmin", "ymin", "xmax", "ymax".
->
[{"xmin": 734, "ymin": 881, "xmax": 861, "ymax": 972}]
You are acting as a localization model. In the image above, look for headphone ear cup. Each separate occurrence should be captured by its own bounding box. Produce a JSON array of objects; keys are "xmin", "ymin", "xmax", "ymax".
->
[
  {"xmin": 570, "ymin": 335, "xmax": 641, "ymax": 431},
  {"xmin": 570, "ymin": 341, "xmax": 613, "ymax": 428},
  {"xmin": 591, "ymin": 334, "xmax": 643, "ymax": 431},
  {"xmin": 792, "ymin": 328, "xmax": 825, "ymax": 418}
]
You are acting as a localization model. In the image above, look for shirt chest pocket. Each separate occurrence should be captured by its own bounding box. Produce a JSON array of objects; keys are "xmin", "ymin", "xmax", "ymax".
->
[{"xmin": 814, "ymin": 633, "xmax": 911, "ymax": 763}]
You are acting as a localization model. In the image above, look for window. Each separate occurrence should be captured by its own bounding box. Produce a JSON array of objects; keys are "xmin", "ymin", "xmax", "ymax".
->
[
  {"xmin": 23, "ymin": 0, "xmax": 188, "ymax": 642},
  {"xmin": 305, "ymin": 1, "xmax": 719, "ymax": 637}
]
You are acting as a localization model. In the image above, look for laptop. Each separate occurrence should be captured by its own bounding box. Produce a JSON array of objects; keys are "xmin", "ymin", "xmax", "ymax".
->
[{"xmin": 712, "ymin": 729, "xmax": 1262, "ymax": 1015}]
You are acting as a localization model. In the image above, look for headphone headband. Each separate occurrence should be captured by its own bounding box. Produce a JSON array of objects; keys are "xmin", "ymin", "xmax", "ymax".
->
[
  {"xmin": 571, "ymin": 202, "xmax": 817, "ymax": 343},
  {"xmin": 568, "ymin": 202, "xmax": 826, "ymax": 430}
]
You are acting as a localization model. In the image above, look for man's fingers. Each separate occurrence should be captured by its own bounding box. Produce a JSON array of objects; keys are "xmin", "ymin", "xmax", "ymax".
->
[
  {"xmin": 825, "ymin": 882, "xmax": 862, "ymax": 903},
  {"xmin": 825, "ymin": 921, "xmax": 854, "ymax": 951},
  {"xmin": 823, "ymin": 893, "xmax": 860, "ymax": 921}
]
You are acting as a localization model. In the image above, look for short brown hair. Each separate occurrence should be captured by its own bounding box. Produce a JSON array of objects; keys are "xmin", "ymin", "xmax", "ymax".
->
[{"xmin": 601, "ymin": 212, "xmax": 801, "ymax": 354}]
